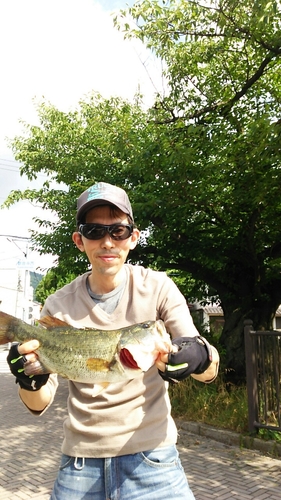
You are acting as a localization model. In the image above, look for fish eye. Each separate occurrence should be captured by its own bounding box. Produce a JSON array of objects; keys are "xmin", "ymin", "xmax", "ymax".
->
[{"xmin": 142, "ymin": 323, "xmax": 150, "ymax": 329}]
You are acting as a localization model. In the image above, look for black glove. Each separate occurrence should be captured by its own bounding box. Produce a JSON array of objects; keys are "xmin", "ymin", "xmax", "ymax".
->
[
  {"xmin": 7, "ymin": 344, "xmax": 49, "ymax": 391},
  {"xmin": 158, "ymin": 336, "xmax": 213, "ymax": 383}
]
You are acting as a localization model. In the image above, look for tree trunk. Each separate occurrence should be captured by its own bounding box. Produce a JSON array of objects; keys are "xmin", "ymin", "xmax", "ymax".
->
[{"xmin": 220, "ymin": 301, "xmax": 277, "ymax": 384}]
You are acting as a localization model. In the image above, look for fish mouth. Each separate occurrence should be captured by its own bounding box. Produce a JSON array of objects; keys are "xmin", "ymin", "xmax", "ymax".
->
[{"xmin": 119, "ymin": 348, "xmax": 139, "ymax": 369}]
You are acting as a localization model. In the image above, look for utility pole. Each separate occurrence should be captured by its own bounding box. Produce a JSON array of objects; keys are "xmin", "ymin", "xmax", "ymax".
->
[
  {"xmin": 0, "ymin": 234, "xmax": 34, "ymax": 321},
  {"xmin": 23, "ymin": 239, "xmax": 30, "ymax": 322}
]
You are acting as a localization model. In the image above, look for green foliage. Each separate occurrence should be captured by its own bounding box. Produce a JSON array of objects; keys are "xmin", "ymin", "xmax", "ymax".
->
[
  {"xmin": 35, "ymin": 269, "xmax": 78, "ymax": 304},
  {"xmin": 169, "ymin": 374, "xmax": 249, "ymax": 433},
  {"xmin": 169, "ymin": 369, "xmax": 281, "ymax": 443},
  {"xmin": 166, "ymin": 270, "xmax": 219, "ymax": 304},
  {"xmin": 116, "ymin": 0, "xmax": 281, "ymax": 377},
  {"xmin": 258, "ymin": 428, "xmax": 281, "ymax": 442},
  {"xmin": 4, "ymin": 94, "xmax": 148, "ymax": 275},
  {"xmin": 169, "ymin": 375, "xmax": 281, "ymax": 443}
]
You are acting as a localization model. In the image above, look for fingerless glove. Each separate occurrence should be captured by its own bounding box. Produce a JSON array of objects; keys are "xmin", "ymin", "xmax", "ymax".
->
[
  {"xmin": 7, "ymin": 344, "xmax": 49, "ymax": 391},
  {"xmin": 159, "ymin": 336, "xmax": 212, "ymax": 382}
]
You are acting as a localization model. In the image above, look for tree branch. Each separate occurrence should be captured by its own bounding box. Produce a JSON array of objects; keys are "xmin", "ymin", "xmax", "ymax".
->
[
  {"xmin": 153, "ymin": 52, "xmax": 275, "ymax": 125},
  {"xmin": 219, "ymin": 7, "xmax": 281, "ymax": 56}
]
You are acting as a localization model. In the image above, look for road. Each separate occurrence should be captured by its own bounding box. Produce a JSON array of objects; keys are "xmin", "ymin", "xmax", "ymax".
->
[{"xmin": 0, "ymin": 349, "xmax": 280, "ymax": 500}]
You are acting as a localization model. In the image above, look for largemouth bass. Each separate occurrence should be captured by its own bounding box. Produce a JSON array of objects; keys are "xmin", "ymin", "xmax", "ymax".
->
[{"xmin": 0, "ymin": 312, "xmax": 172, "ymax": 388}]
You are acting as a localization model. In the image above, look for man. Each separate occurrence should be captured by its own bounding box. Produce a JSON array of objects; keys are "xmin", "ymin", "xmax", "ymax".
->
[{"xmin": 7, "ymin": 182, "xmax": 219, "ymax": 500}]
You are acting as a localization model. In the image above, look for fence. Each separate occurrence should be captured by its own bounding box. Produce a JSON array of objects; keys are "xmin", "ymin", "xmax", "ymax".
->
[{"xmin": 244, "ymin": 319, "xmax": 281, "ymax": 434}]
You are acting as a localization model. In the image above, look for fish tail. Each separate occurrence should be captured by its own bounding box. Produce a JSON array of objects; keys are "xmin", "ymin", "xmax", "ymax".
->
[{"xmin": 0, "ymin": 311, "xmax": 18, "ymax": 345}]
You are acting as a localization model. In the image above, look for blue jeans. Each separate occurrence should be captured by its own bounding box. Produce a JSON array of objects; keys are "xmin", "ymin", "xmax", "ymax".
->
[{"xmin": 50, "ymin": 445, "xmax": 195, "ymax": 500}]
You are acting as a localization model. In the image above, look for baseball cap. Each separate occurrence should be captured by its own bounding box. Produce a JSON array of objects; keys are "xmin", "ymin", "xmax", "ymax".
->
[{"xmin": 76, "ymin": 182, "xmax": 134, "ymax": 223}]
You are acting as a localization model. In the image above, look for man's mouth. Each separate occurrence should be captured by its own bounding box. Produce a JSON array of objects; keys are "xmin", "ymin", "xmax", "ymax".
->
[{"xmin": 99, "ymin": 254, "xmax": 119, "ymax": 262}]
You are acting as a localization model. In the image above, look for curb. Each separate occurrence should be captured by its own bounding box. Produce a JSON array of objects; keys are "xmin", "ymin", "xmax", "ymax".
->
[{"xmin": 175, "ymin": 419, "xmax": 281, "ymax": 459}]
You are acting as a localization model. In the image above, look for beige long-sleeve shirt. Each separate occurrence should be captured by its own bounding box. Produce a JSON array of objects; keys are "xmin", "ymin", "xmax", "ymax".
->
[{"xmin": 39, "ymin": 264, "xmax": 208, "ymax": 458}]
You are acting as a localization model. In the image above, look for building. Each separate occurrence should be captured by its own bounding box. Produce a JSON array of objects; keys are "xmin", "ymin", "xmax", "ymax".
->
[{"xmin": 191, "ymin": 302, "xmax": 281, "ymax": 332}]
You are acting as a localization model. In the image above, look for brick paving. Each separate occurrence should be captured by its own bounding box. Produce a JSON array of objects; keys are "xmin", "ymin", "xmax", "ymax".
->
[{"xmin": 0, "ymin": 350, "xmax": 280, "ymax": 500}]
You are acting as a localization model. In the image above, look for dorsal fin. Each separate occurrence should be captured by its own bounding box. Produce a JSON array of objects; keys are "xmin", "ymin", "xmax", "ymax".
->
[{"xmin": 38, "ymin": 316, "xmax": 71, "ymax": 329}]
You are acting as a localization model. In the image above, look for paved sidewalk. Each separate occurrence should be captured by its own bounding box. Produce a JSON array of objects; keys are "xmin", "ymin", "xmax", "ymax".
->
[{"xmin": 0, "ymin": 351, "xmax": 280, "ymax": 500}]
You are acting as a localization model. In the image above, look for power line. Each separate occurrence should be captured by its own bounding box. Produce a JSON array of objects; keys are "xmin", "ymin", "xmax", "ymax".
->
[
  {"xmin": 0, "ymin": 163, "xmax": 49, "ymax": 178},
  {"xmin": 0, "ymin": 235, "xmax": 30, "ymax": 240},
  {"xmin": 0, "ymin": 268, "xmax": 19, "ymax": 271},
  {"xmin": 0, "ymin": 285, "xmax": 22, "ymax": 292},
  {"xmin": 0, "ymin": 157, "xmax": 19, "ymax": 164},
  {"xmin": 0, "ymin": 165, "xmax": 20, "ymax": 173}
]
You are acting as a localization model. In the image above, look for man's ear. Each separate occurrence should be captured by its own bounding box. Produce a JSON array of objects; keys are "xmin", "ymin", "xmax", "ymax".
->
[
  {"xmin": 72, "ymin": 232, "xmax": 85, "ymax": 252},
  {"xmin": 129, "ymin": 228, "xmax": 140, "ymax": 250}
]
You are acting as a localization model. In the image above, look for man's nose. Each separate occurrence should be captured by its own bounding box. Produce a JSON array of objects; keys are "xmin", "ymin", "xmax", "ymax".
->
[{"xmin": 100, "ymin": 234, "xmax": 115, "ymax": 248}]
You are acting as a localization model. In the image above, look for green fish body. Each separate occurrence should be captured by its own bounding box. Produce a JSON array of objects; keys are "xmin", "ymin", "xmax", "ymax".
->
[{"xmin": 0, "ymin": 311, "xmax": 171, "ymax": 385}]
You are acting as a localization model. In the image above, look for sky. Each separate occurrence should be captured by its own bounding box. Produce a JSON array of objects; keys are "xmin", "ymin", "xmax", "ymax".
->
[{"xmin": 0, "ymin": 0, "xmax": 164, "ymax": 275}]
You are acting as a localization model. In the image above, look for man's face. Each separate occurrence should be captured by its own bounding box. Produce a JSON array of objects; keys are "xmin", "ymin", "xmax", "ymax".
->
[{"xmin": 72, "ymin": 205, "xmax": 139, "ymax": 277}]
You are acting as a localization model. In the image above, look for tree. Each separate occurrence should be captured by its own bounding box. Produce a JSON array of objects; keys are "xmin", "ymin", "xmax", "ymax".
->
[
  {"xmin": 115, "ymin": 0, "xmax": 281, "ymax": 380},
  {"xmin": 3, "ymin": 0, "xmax": 281, "ymax": 381},
  {"xmin": 5, "ymin": 94, "xmax": 149, "ymax": 276},
  {"xmin": 35, "ymin": 269, "xmax": 77, "ymax": 304}
]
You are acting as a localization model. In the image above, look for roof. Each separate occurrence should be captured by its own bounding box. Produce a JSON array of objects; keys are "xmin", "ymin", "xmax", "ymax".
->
[
  {"xmin": 203, "ymin": 305, "xmax": 223, "ymax": 316},
  {"xmin": 202, "ymin": 305, "xmax": 281, "ymax": 317},
  {"xmin": 275, "ymin": 306, "xmax": 281, "ymax": 316}
]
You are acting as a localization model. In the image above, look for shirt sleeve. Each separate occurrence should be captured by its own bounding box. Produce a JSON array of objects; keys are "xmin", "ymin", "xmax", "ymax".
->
[
  {"xmin": 157, "ymin": 274, "xmax": 200, "ymax": 338},
  {"xmin": 20, "ymin": 373, "xmax": 59, "ymax": 416}
]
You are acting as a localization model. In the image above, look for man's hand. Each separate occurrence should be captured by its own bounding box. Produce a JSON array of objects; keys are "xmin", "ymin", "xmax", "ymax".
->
[
  {"xmin": 156, "ymin": 336, "xmax": 213, "ymax": 383},
  {"xmin": 7, "ymin": 341, "xmax": 49, "ymax": 391}
]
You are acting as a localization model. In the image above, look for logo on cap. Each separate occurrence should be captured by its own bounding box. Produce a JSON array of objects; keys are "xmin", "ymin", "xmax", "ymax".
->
[{"xmin": 87, "ymin": 183, "xmax": 116, "ymax": 202}]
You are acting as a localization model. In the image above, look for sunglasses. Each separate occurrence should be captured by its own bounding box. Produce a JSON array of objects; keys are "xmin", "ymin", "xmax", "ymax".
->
[{"xmin": 78, "ymin": 223, "xmax": 134, "ymax": 241}]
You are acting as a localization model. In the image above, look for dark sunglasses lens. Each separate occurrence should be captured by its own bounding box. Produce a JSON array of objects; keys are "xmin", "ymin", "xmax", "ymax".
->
[
  {"xmin": 110, "ymin": 225, "xmax": 132, "ymax": 240},
  {"xmin": 79, "ymin": 224, "xmax": 132, "ymax": 240},
  {"xmin": 81, "ymin": 225, "xmax": 106, "ymax": 240}
]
